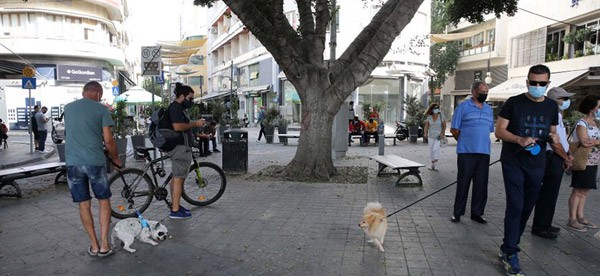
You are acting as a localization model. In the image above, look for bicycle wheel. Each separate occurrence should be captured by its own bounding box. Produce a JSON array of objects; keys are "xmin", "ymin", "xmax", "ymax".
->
[
  {"xmin": 109, "ymin": 168, "xmax": 154, "ymax": 219},
  {"xmin": 182, "ymin": 162, "xmax": 226, "ymax": 206}
]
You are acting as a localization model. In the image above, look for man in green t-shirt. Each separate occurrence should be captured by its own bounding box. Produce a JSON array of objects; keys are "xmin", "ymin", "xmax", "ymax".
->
[{"xmin": 64, "ymin": 81, "xmax": 120, "ymax": 257}]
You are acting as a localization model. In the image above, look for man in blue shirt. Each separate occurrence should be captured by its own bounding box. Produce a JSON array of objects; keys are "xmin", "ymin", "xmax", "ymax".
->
[
  {"xmin": 450, "ymin": 81, "xmax": 494, "ymax": 224},
  {"xmin": 64, "ymin": 81, "xmax": 120, "ymax": 257}
]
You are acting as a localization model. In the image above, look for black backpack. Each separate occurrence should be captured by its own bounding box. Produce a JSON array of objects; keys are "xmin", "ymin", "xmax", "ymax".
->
[{"xmin": 149, "ymin": 107, "xmax": 179, "ymax": 152}]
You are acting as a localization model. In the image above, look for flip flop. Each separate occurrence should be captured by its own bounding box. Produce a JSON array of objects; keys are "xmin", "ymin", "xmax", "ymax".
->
[
  {"xmin": 98, "ymin": 248, "xmax": 115, "ymax": 257},
  {"xmin": 87, "ymin": 246, "xmax": 99, "ymax": 256},
  {"xmin": 578, "ymin": 219, "xmax": 598, "ymax": 229},
  {"xmin": 566, "ymin": 222, "xmax": 588, "ymax": 232}
]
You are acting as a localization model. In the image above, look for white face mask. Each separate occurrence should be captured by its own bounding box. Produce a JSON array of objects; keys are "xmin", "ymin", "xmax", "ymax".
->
[{"xmin": 433, "ymin": 108, "xmax": 440, "ymax": 114}]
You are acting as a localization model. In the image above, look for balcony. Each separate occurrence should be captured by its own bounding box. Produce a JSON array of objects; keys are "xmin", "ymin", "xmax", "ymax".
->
[{"xmin": 459, "ymin": 43, "xmax": 495, "ymax": 57}]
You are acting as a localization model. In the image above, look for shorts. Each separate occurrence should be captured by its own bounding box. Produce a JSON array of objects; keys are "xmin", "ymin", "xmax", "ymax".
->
[
  {"xmin": 571, "ymin": 165, "xmax": 598, "ymax": 189},
  {"xmin": 67, "ymin": 165, "xmax": 111, "ymax": 202},
  {"xmin": 167, "ymin": 144, "xmax": 192, "ymax": 178}
]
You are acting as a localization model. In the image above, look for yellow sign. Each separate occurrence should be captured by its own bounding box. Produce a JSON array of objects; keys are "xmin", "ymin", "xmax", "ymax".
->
[
  {"xmin": 22, "ymin": 66, "xmax": 35, "ymax": 78},
  {"xmin": 112, "ymin": 80, "xmax": 119, "ymax": 87}
]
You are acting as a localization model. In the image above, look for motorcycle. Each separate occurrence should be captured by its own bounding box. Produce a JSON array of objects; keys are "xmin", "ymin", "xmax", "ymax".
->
[{"xmin": 394, "ymin": 121, "xmax": 423, "ymax": 141}]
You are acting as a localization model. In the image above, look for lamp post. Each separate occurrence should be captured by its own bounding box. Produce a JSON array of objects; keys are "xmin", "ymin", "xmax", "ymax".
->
[{"xmin": 229, "ymin": 60, "xmax": 234, "ymax": 120}]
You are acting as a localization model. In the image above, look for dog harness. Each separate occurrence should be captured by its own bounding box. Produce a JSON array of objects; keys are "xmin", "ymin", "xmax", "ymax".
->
[{"xmin": 136, "ymin": 211, "xmax": 150, "ymax": 228}]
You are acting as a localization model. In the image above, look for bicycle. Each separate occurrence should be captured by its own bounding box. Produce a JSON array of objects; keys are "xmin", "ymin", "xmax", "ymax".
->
[{"xmin": 108, "ymin": 146, "xmax": 226, "ymax": 219}]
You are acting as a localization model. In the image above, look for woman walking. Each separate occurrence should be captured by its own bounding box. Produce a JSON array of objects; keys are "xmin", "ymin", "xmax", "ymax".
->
[
  {"xmin": 567, "ymin": 94, "xmax": 600, "ymax": 232},
  {"xmin": 423, "ymin": 103, "xmax": 446, "ymax": 170}
]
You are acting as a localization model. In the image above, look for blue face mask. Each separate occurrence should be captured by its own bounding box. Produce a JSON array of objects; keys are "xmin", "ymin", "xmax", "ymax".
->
[
  {"xmin": 596, "ymin": 109, "xmax": 600, "ymax": 118},
  {"xmin": 528, "ymin": 85, "xmax": 546, "ymax": 98},
  {"xmin": 559, "ymin": 99, "xmax": 571, "ymax": 111}
]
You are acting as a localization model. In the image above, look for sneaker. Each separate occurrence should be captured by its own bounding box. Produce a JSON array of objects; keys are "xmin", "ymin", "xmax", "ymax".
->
[
  {"xmin": 213, "ymin": 149, "xmax": 221, "ymax": 153},
  {"xmin": 500, "ymin": 252, "xmax": 524, "ymax": 276},
  {"xmin": 178, "ymin": 205, "xmax": 191, "ymax": 215},
  {"xmin": 169, "ymin": 209, "xmax": 191, "ymax": 219},
  {"xmin": 450, "ymin": 215, "xmax": 460, "ymax": 223}
]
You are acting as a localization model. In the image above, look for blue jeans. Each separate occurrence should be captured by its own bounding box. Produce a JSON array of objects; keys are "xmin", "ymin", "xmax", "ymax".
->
[
  {"xmin": 36, "ymin": 130, "xmax": 47, "ymax": 151},
  {"xmin": 67, "ymin": 165, "xmax": 110, "ymax": 202},
  {"xmin": 500, "ymin": 162, "xmax": 544, "ymax": 254}
]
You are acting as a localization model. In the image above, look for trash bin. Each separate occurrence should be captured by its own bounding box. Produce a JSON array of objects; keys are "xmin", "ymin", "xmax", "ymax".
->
[{"xmin": 222, "ymin": 129, "xmax": 248, "ymax": 174}]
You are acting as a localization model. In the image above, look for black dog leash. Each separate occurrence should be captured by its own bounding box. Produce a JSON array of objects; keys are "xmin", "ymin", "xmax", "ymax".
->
[{"xmin": 386, "ymin": 142, "xmax": 540, "ymax": 218}]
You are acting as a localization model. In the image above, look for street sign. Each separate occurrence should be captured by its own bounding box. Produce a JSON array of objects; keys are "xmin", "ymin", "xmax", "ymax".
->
[
  {"xmin": 112, "ymin": 86, "xmax": 120, "ymax": 96},
  {"xmin": 155, "ymin": 74, "xmax": 164, "ymax": 84},
  {"xmin": 22, "ymin": 66, "xmax": 35, "ymax": 78},
  {"xmin": 141, "ymin": 46, "xmax": 161, "ymax": 76},
  {"xmin": 22, "ymin": 77, "xmax": 36, "ymax": 89}
]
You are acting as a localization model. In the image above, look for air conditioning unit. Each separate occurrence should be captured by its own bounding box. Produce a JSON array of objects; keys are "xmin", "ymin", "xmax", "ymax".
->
[
  {"xmin": 589, "ymin": 66, "xmax": 600, "ymax": 80},
  {"xmin": 210, "ymin": 28, "xmax": 218, "ymax": 34}
]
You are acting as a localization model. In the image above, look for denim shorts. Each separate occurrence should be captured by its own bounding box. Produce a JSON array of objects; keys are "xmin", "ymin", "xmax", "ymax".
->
[
  {"xmin": 67, "ymin": 165, "xmax": 111, "ymax": 202},
  {"xmin": 167, "ymin": 145, "xmax": 192, "ymax": 178}
]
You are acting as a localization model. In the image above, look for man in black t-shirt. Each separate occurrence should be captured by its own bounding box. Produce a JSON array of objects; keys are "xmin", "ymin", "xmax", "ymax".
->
[
  {"xmin": 167, "ymin": 83, "xmax": 205, "ymax": 219},
  {"xmin": 495, "ymin": 64, "xmax": 570, "ymax": 276}
]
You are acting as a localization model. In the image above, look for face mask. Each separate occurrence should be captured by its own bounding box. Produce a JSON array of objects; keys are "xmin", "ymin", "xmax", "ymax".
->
[
  {"xmin": 432, "ymin": 109, "xmax": 440, "ymax": 114},
  {"xmin": 528, "ymin": 85, "xmax": 546, "ymax": 98},
  {"xmin": 182, "ymin": 98, "xmax": 194, "ymax": 109},
  {"xmin": 596, "ymin": 109, "xmax": 600, "ymax": 118},
  {"xmin": 369, "ymin": 119, "xmax": 373, "ymax": 123},
  {"xmin": 559, "ymin": 99, "xmax": 570, "ymax": 111},
  {"xmin": 476, "ymin": 93, "xmax": 488, "ymax": 103}
]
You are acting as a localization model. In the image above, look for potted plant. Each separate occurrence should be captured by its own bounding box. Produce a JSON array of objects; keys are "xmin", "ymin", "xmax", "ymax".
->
[
  {"xmin": 274, "ymin": 115, "xmax": 290, "ymax": 143},
  {"xmin": 208, "ymin": 99, "xmax": 227, "ymax": 144},
  {"xmin": 111, "ymin": 100, "xmax": 131, "ymax": 167},
  {"xmin": 404, "ymin": 95, "xmax": 425, "ymax": 143},
  {"xmin": 263, "ymin": 107, "xmax": 280, "ymax": 144}
]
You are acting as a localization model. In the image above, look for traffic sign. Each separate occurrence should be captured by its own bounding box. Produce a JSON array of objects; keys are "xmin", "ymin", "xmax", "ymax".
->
[
  {"xmin": 22, "ymin": 66, "xmax": 35, "ymax": 78},
  {"xmin": 112, "ymin": 86, "xmax": 120, "ymax": 96},
  {"xmin": 141, "ymin": 46, "xmax": 161, "ymax": 76},
  {"xmin": 22, "ymin": 77, "xmax": 36, "ymax": 89},
  {"xmin": 112, "ymin": 80, "xmax": 119, "ymax": 87},
  {"xmin": 155, "ymin": 75, "xmax": 164, "ymax": 84}
]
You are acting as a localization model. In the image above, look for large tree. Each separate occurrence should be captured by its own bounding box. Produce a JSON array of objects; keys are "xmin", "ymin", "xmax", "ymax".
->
[{"xmin": 195, "ymin": 0, "xmax": 517, "ymax": 181}]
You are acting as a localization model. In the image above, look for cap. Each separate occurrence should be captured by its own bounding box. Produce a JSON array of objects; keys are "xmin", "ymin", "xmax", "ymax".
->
[{"xmin": 547, "ymin": 87, "xmax": 574, "ymax": 99}]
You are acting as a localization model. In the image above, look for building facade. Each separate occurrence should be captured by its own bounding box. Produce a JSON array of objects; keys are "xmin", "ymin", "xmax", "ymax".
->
[
  {"xmin": 442, "ymin": 0, "xmax": 600, "ymax": 119},
  {"xmin": 0, "ymin": 0, "xmax": 131, "ymax": 129}
]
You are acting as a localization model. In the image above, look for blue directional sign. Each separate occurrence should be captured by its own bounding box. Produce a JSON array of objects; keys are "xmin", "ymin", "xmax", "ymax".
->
[
  {"xmin": 22, "ymin": 77, "xmax": 36, "ymax": 89},
  {"xmin": 155, "ymin": 74, "xmax": 164, "ymax": 84},
  {"xmin": 112, "ymin": 86, "xmax": 120, "ymax": 96}
]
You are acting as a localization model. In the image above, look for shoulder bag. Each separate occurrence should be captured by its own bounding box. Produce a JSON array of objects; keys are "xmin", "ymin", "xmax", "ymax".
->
[{"xmin": 568, "ymin": 120, "xmax": 592, "ymax": 171}]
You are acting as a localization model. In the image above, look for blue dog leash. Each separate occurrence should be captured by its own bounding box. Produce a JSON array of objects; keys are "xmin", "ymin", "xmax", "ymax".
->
[{"xmin": 136, "ymin": 210, "xmax": 150, "ymax": 229}]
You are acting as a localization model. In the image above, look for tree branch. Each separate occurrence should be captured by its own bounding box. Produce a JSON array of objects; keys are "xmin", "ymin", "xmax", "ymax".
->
[{"xmin": 313, "ymin": 0, "xmax": 330, "ymax": 65}]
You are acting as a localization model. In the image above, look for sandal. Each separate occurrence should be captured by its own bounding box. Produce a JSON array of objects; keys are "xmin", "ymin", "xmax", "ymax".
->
[
  {"xmin": 87, "ymin": 246, "xmax": 99, "ymax": 256},
  {"xmin": 566, "ymin": 220, "xmax": 588, "ymax": 232},
  {"xmin": 98, "ymin": 247, "xmax": 115, "ymax": 257},
  {"xmin": 578, "ymin": 218, "xmax": 598, "ymax": 229}
]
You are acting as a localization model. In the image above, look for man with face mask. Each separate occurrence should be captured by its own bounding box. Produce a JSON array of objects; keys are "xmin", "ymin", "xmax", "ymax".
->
[
  {"xmin": 450, "ymin": 81, "xmax": 494, "ymax": 224},
  {"xmin": 64, "ymin": 81, "xmax": 120, "ymax": 257},
  {"xmin": 495, "ymin": 64, "xmax": 570, "ymax": 276},
  {"xmin": 167, "ymin": 82, "xmax": 206, "ymax": 219},
  {"xmin": 531, "ymin": 87, "xmax": 574, "ymax": 239}
]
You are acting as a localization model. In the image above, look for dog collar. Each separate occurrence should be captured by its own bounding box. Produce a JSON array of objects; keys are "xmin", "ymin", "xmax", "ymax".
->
[{"xmin": 139, "ymin": 217, "xmax": 150, "ymax": 228}]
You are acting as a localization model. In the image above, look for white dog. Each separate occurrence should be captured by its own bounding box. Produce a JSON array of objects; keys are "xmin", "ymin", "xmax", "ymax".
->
[
  {"xmin": 111, "ymin": 218, "xmax": 168, "ymax": 253},
  {"xmin": 359, "ymin": 202, "xmax": 388, "ymax": 252}
]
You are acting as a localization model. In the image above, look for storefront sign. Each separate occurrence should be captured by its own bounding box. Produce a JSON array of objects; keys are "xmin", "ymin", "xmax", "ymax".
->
[{"xmin": 57, "ymin": 65, "xmax": 102, "ymax": 82}]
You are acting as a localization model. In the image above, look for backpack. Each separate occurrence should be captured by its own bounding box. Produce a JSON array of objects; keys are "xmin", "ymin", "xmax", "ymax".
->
[
  {"xmin": 149, "ymin": 107, "xmax": 179, "ymax": 152},
  {"xmin": 31, "ymin": 113, "xmax": 38, "ymax": 132}
]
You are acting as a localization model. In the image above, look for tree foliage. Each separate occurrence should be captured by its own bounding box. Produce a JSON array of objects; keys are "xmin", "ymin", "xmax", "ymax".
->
[
  {"xmin": 428, "ymin": 0, "xmax": 460, "ymax": 90},
  {"xmin": 445, "ymin": 0, "xmax": 518, "ymax": 24}
]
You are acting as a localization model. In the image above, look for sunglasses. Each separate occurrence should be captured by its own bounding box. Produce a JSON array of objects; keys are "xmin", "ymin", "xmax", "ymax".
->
[{"xmin": 527, "ymin": 80, "xmax": 549, "ymax": 87}]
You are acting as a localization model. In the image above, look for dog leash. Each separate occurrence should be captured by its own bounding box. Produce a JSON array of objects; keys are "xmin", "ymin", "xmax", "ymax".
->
[{"xmin": 385, "ymin": 142, "xmax": 541, "ymax": 218}]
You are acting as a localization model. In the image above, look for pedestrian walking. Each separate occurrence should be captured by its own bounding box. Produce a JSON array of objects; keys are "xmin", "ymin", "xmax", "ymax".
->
[
  {"xmin": 64, "ymin": 81, "xmax": 120, "ymax": 257},
  {"xmin": 257, "ymin": 106, "xmax": 266, "ymax": 142},
  {"xmin": 167, "ymin": 82, "xmax": 206, "ymax": 219},
  {"xmin": 423, "ymin": 103, "xmax": 446, "ymax": 171},
  {"xmin": 566, "ymin": 93, "xmax": 600, "ymax": 232},
  {"xmin": 449, "ymin": 81, "xmax": 493, "ymax": 223},
  {"xmin": 531, "ymin": 87, "xmax": 574, "ymax": 239},
  {"xmin": 495, "ymin": 64, "xmax": 570, "ymax": 276},
  {"xmin": 35, "ymin": 106, "xmax": 50, "ymax": 152}
]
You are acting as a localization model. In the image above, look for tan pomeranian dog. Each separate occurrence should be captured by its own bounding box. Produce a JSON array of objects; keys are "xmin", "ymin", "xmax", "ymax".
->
[{"xmin": 359, "ymin": 202, "xmax": 388, "ymax": 252}]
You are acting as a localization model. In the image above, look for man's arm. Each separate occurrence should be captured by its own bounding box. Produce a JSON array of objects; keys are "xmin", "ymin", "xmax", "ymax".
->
[
  {"xmin": 173, "ymin": 119, "xmax": 205, "ymax": 132},
  {"xmin": 495, "ymin": 117, "xmax": 536, "ymax": 147},
  {"xmin": 450, "ymin": 128, "xmax": 460, "ymax": 141},
  {"xmin": 103, "ymin": 126, "xmax": 120, "ymax": 169},
  {"xmin": 548, "ymin": 125, "xmax": 570, "ymax": 161}
]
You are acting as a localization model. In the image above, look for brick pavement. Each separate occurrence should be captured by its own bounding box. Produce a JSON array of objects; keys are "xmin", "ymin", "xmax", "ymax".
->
[{"xmin": 1, "ymin": 128, "xmax": 599, "ymax": 275}]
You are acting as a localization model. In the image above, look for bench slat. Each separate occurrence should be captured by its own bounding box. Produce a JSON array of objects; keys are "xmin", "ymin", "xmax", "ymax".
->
[
  {"xmin": 370, "ymin": 155, "xmax": 423, "ymax": 169},
  {"xmin": 0, "ymin": 162, "xmax": 66, "ymax": 178}
]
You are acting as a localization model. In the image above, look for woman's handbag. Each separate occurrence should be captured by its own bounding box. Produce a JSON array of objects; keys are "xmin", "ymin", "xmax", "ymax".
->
[{"xmin": 568, "ymin": 120, "xmax": 592, "ymax": 171}]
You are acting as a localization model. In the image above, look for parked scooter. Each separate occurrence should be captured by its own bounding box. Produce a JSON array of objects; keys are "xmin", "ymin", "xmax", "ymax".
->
[{"xmin": 394, "ymin": 120, "xmax": 423, "ymax": 141}]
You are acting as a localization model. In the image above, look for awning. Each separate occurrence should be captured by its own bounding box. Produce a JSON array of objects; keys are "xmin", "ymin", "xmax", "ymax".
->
[
  {"xmin": 430, "ymin": 30, "xmax": 482, "ymax": 43},
  {"xmin": 240, "ymin": 84, "xmax": 271, "ymax": 95},
  {"xmin": 277, "ymin": 71, "xmax": 287, "ymax": 80},
  {"xmin": 197, "ymin": 91, "xmax": 232, "ymax": 102},
  {"xmin": 487, "ymin": 70, "xmax": 588, "ymax": 101}
]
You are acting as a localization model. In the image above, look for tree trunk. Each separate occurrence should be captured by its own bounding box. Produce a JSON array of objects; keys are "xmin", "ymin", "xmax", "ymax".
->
[{"xmin": 279, "ymin": 79, "xmax": 338, "ymax": 181}]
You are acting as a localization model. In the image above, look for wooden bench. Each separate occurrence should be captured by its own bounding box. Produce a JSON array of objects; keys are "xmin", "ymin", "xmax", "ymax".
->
[
  {"xmin": 370, "ymin": 155, "xmax": 424, "ymax": 186},
  {"xmin": 0, "ymin": 162, "xmax": 67, "ymax": 198},
  {"xmin": 278, "ymin": 133, "xmax": 300, "ymax": 145}
]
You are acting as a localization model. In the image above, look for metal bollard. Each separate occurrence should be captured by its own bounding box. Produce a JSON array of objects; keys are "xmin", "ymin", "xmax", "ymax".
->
[{"xmin": 378, "ymin": 126, "xmax": 385, "ymax": 155}]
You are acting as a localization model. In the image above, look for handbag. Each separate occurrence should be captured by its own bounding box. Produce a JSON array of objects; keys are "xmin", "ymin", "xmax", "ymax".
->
[{"xmin": 568, "ymin": 120, "xmax": 592, "ymax": 171}]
